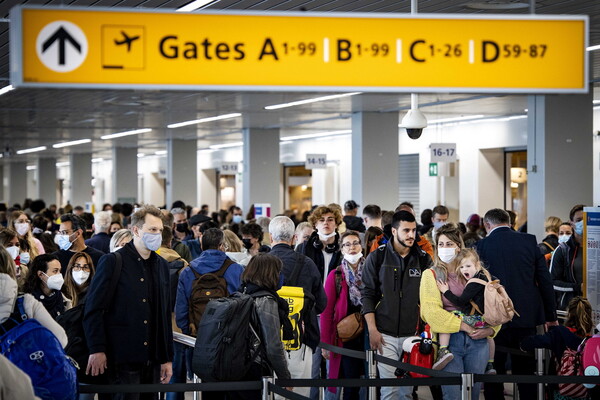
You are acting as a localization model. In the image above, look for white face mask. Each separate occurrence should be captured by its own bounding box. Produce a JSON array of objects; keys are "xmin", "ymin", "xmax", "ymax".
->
[
  {"xmin": 318, "ymin": 232, "xmax": 336, "ymax": 241},
  {"xmin": 72, "ymin": 270, "xmax": 90, "ymax": 285},
  {"xmin": 438, "ymin": 247, "xmax": 457, "ymax": 264},
  {"xmin": 43, "ymin": 272, "xmax": 64, "ymax": 291},
  {"xmin": 5, "ymin": 246, "xmax": 19, "ymax": 260},
  {"xmin": 558, "ymin": 234, "xmax": 571, "ymax": 244},
  {"xmin": 15, "ymin": 223, "xmax": 30, "ymax": 236},
  {"xmin": 344, "ymin": 252, "xmax": 362, "ymax": 265}
]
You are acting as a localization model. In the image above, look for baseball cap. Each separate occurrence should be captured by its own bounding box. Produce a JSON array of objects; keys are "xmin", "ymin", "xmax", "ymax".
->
[
  {"xmin": 189, "ymin": 214, "xmax": 212, "ymax": 226},
  {"xmin": 344, "ymin": 200, "xmax": 360, "ymax": 211}
]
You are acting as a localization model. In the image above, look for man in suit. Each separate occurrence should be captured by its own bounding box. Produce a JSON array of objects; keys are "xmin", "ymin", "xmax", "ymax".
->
[{"xmin": 477, "ymin": 208, "xmax": 557, "ymax": 400}]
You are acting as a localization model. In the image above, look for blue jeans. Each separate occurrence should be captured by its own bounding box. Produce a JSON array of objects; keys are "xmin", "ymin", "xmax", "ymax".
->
[{"xmin": 442, "ymin": 332, "xmax": 489, "ymax": 400}]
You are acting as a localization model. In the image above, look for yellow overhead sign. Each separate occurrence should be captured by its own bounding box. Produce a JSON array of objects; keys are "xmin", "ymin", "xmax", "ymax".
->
[{"xmin": 11, "ymin": 7, "xmax": 587, "ymax": 93}]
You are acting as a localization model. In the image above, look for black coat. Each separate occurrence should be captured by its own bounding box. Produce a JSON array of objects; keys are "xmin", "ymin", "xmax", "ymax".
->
[
  {"xmin": 296, "ymin": 231, "xmax": 343, "ymax": 284},
  {"xmin": 83, "ymin": 241, "xmax": 173, "ymax": 365},
  {"xmin": 54, "ymin": 245, "xmax": 105, "ymax": 276},
  {"xmin": 476, "ymin": 226, "xmax": 556, "ymax": 328}
]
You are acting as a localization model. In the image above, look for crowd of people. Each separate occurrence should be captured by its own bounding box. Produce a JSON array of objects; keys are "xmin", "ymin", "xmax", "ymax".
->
[{"xmin": 0, "ymin": 198, "xmax": 595, "ymax": 400}]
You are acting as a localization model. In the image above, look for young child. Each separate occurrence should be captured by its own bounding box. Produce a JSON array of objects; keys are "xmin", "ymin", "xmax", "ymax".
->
[
  {"xmin": 521, "ymin": 296, "xmax": 594, "ymax": 399},
  {"xmin": 434, "ymin": 248, "xmax": 496, "ymax": 373}
]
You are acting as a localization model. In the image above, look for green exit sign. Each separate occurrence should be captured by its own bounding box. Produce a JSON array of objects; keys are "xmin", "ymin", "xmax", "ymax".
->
[{"xmin": 429, "ymin": 163, "xmax": 438, "ymax": 177}]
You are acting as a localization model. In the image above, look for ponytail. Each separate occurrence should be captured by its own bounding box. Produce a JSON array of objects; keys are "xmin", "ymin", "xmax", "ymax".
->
[{"xmin": 566, "ymin": 296, "xmax": 593, "ymax": 337}]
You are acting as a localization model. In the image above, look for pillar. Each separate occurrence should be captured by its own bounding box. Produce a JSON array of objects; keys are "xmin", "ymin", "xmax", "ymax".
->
[
  {"xmin": 6, "ymin": 162, "xmax": 27, "ymax": 206},
  {"xmin": 112, "ymin": 147, "xmax": 138, "ymax": 204},
  {"xmin": 166, "ymin": 139, "xmax": 198, "ymax": 208},
  {"xmin": 527, "ymin": 93, "xmax": 593, "ymax": 240},
  {"xmin": 351, "ymin": 112, "xmax": 400, "ymax": 210},
  {"xmin": 36, "ymin": 157, "xmax": 57, "ymax": 204},
  {"xmin": 69, "ymin": 153, "xmax": 92, "ymax": 207},
  {"xmin": 242, "ymin": 128, "xmax": 281, "ymax": 215}
]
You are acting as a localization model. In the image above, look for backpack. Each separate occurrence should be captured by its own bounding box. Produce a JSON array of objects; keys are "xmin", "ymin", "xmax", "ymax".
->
[
  {"xmin": 0, "ymin": 296, "xmax": 78, "ymax": 400},
  {"xmin": 191, "ymin": 291, "xmax": 263, "ymax": 382},
  {"xmin": 582, "ymin": 333, "xmax": 600, "ymax": 390},
  {"xmin": 558, "ymin": 337, "xmax": 589, "ymax": 398},
  {"xmin": 277, "ymin": 252, "xmax": 315, "ymax": 351},
  {"xmin": 56, "ymin": 252, "xmax": 123, "ymax": 379},
  {"xmin": 467, "ymin": 277, "xmax": 520, "ymax": 326},
  {"xmin": 188, "ymin": 258, "xmax": 234, "ymax": 337}
]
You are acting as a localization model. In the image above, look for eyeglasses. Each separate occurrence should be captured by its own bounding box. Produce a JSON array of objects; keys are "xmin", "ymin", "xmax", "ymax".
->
[
  {"xmin": 73, "ymin": 264, "xmax": 91, "ymax": 272},
  {"xmin": 342, "ymin": 241, "xmax": 361, "ymax": 249}
]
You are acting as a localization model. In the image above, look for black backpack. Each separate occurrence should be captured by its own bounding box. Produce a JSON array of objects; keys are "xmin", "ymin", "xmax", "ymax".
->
[{"xmin": 191, "ymin": 291, "xmax": 264, "ymax": 382}]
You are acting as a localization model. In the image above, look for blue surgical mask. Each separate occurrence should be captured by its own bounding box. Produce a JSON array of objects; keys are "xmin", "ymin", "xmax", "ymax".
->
[
  {"xmin": 433, "ymin": 221, "xmax": 445, "ymax": 231},
  {"xmin": 55, "ymin": 234, "xmax": 73, "ymax": 251},
  {"xmin": 141, "ymin": 232, "xmax": 162, "ymax": 252},
  {"xmin": 232, "ymin": 215, "xmax": 243, "ymax": 224},
  {"xmin": 575, "ymin": 221, "xmax": 584, "ymax": 236},
  {"xmin": 19, "ymin": 252, "xmax": 30, "ymax": 265}
]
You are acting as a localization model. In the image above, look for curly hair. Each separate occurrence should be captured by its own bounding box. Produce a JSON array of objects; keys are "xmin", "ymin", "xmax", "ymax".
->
[
  {"xmin": 565, "ymin": 296, "xmax": 593, "ymax": 338},
  {"xmin": 308, "ymin": 205, "xmax": 343, "ymax": 228}
]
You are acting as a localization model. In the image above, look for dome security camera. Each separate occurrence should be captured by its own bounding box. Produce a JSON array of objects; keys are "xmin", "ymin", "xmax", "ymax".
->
[{"xmin": 401, "ymin": 109, "xmax": 428, "ymax": 140}]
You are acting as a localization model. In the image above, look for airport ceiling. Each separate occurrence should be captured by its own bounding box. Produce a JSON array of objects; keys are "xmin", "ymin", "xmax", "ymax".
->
[{"xmin": 1, "ymin": 0, "xmax": 600, "ymax": 163}]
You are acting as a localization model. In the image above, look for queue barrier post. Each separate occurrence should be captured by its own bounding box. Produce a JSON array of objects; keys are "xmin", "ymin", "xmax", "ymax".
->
[
  {"xmin": 536, "ymin": 348, "xmax": 545, "ymax": 400},
  {"xmin": 262, "ymin": 376, "xmax": 274, "ymax": 400},
  {"xmin": 461, "ymin": 373, "xmax": 473, "ymax": 400},
  {"xmin": 193, "ymin": 374, "xmax": 201, "ymax": 400},
  {"xmin": 366, "ymin": 350, "xmax": 377, "ymax": 400}
]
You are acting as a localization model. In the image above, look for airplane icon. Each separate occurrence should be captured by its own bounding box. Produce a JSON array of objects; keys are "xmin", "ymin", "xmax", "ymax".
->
[{"xmin": 114, "ymin": 31, "xmax": 140, "ymax": 52}]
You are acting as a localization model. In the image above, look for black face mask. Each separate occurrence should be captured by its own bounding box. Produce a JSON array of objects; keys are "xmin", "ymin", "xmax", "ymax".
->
[
  {"xmin": 242, "ymin": 238, "xmax": 253, "ymax": 250},
  {"xmin": 175, "ymin": 222, "xmax": 188, "ymax": 233}
]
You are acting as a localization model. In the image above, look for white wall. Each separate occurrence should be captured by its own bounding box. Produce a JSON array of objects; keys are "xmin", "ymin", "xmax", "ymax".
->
[{"xmin": 399, "ymin": 117, "xmax": 528, "ymax": 222}]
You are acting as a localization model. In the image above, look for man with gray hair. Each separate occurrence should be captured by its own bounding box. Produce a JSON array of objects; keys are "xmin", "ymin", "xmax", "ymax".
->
[
  {"xmin": 85, "ymin": 211, "xmax": 112, "ymax": 253},
  {"xmin": 268, "ymin": 216, "xmax": 327, "ymax": 398}
]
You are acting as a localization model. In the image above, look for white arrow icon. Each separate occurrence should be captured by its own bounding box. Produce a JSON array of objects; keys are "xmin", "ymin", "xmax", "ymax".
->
[{"xmin": 36, "ymin": 21, "xmax": 88, "ymax": 73}]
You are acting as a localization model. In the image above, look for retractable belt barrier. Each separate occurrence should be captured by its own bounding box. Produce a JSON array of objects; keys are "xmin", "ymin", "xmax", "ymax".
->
[{"xmin": 78, "ymin": 331, "xmax": 600, "ymax": 399}]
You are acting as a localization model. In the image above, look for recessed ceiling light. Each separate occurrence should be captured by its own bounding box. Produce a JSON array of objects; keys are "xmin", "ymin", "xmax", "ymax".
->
[
  {"xmin": 52, "ymin": 138, "xmax": 92, "ymax": 148},
  {"xmin": 101, "ymin": 128, "xmax": 152, "ymax": 140},
  {"xmin": 56, "ymin": 162, "xmax": 70, "ymax": 167},
  {"xmin": 16, "ymin": 146, "xmax": 47, "ymax": 155},
  {"xmin": 26, "ymin": 165, "xmax": 37, "ymax": 171},
  {"xmin": 176, "ymin": 0, "xmax": 218, "ymax": 12},
  {"xmin": 91, "ymin": 158, "xmax": 104, "ymax": 163},
  {"xmin": 464, "ymin": 1, "xmax": 529, "ymax": 10},
  {"xmin": 209, "ymin": 142, "xmax": 243, "ymax": 149},
  {"xmin": 0, "ymin": 85, "xmax": 14, "ymax": 96},
  {"xmin": 282, "ymin": 130, "xmax": 352, "ymax": 141},
  {"xmin": 155, "ymin": 150, "xmax": 167, "ymax": 155},
  {"xmin": 265, "ymin": 93, "xmax": 361, "ymax": 110},
  {"xmin": 167, "ymin": 113, "xmax": 241, "ymax": 129},
  {"xmin": 137, "ymin": 153, "xmax": 145, "ymax": 158}
]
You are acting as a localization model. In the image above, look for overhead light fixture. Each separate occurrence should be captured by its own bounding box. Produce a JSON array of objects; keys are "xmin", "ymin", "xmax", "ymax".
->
[
  {"xmin": 137, "ymin": 153, "xmax": 145, "ymax": 158},
  {"xmin": 427, "ymin": 115, "xmax": 485, "ymax": 124},
  {"xmin": 26, "ymin": 165, "xmax": 37, "ymax": 171},
  {"xmin": 167, "ymin": 113, "xmax": 241, "ymax": 129},
  {"xmin": 16, "ymin": 146, "xmax": 47, "ymax": 155},
  {"xmin": 265, "ymin": 92, "xmax": 361, "ymax": 110},
  {"xmin": 176, "ymin": 0, "xmax": 217, "ymax": 12},
  {"xmin": 587, "ymin": 44, "xmax": 600, "ymax": 52},
  {"xmin": 0, "ymin": 85, "xmax": 14, "ymax": 96},
  {"xmin": 52, "ymin": 138, "xmax": 92, "ymax": 148},
  {"xmin": 91, "ymin": 158, "xmax": 104, "ymax": 163},
  {"xmin": 155, "ymin": 150, "xmax": 167, "ymax": 155},
  {"xmin": 282, "ymin": 130, "xmax": 352, "ymax": 141},
  {"xmin": 56, "ymin": 162, "xmax": 70, "ymax": 167},
  {"xmin": 209, "ymin": 142, "xmax": 243, "ymax": 149},
  {"xmin": 101, "ymin": 128, "xmax": 152, "ymax": 140}
]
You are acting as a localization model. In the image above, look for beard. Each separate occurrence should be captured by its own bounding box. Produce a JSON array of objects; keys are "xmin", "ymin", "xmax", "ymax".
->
[{"xmin": 396, "ymin": 234, "xmax": 414, "ymax": 248}]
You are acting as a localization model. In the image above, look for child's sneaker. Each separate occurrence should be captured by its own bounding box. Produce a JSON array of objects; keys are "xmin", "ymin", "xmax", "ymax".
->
[
  {"xmin": 432, "ymin": 347, "xmax": 454, "ymax": 370},
  {"xmin": 485, "ymin": 362, "xmax": 497, "ymax": 375}
]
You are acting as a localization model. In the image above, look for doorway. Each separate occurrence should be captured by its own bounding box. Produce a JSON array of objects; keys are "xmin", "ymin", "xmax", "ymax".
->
[
  {"xmin": 284, "ymin": 165, "xmax": 312, "ymax": 221},
  {"xmin": 505, "ymin": 150, "xmax": 527, "ymax": 229}
]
